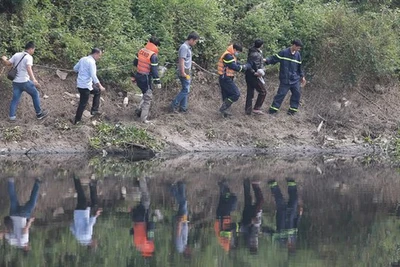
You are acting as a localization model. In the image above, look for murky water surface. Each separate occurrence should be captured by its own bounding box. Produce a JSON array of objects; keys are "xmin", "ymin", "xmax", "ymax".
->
[{"xmin": 0, "ymin": 153, "xmax": 399, "ymax": 267}]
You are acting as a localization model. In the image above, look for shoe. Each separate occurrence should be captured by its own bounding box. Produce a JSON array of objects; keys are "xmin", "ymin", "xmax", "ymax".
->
[
  {"xmin": 91, "ymin": 111, "xmax": 103, "ymax": 116},
  {"xmin": 268, "ymin": 108, "xmax": 278, "ymax": 115},
  {"xmin": 8, "ymin": 177, "xmax": 15, "ymax": 183},
  {"xmin": 9, "ymin": 118, "xmax": 16, "ymax": 123},
  {"xmin": 179, "ymin": 108, "xmax": 188, "ymax": 113},
  {"xmin": 253, "ymin": 109, "xmax": 264, "ymax": 115},
  {"xmin": 70, "ymin": 118, "xmax": 81, "ymax": 125},
  {"xmin": 135, "ymin": 109, "xmax": 142, "ymax": 118},
  {"xmin": 170, "ymin": 104, "xmax": 179, "ymax": 113},
  {"xmin": 35, "ymin": 177, "xmax": 43, "ymax": 184},
  {"xmin": 36, "ymin": 109, "xmax": 49, "ymax": 120}
]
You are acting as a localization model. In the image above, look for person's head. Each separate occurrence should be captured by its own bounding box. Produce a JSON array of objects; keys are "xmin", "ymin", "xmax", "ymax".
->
[
  {"xmin": 290, "ymin": 39, "xmax": 303, "ymax": 52},
  {"xmin": 232, "ymin": 43, "xmax": 243, "ymax": 56},
  {"xmin": 24, "ymin": 41, "xmax": 35, "ymax": 55},
  {"xmin": 186, "ymin": 32, "xmax": 200, "ymax": 46},
  {"xmin": 90, "ymin": 48, "xmax": 102, "ymax": 61},
  {"xmin": 254, "ymin": 39, "xmax": 264, "ymax": 49},
  {"xmin": 4, "ymin": 216, "xmax": 13, "ymax": 232},
  {"xmin": 149, "ymin": 36, "xmax": 161, "ymax": 47}
]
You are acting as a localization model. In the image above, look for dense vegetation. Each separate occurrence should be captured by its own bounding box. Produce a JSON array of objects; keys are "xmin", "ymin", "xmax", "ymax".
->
[{"xmin": 0, "ymin": 0, "xmax": 399, "ymax": 90}]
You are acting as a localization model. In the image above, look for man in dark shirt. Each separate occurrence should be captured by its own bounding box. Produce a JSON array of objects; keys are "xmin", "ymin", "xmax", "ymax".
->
[
  {"xmin": 265, "ymin": 39, "xmax": 307, "ymax": 115},
  {"xmin": 267, "ymin": 178, "xmax": 302, "ymax": 252},
  {"xmin": 245, "ymin": 39, "xmax": 267, "ymax": 115}
]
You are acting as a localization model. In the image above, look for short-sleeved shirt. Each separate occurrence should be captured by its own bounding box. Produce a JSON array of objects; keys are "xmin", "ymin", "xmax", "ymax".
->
[
  {"xmin": 9, "ymin": 52, "xmax": 33, "ymax": 83},
  {"xmin": 5, "ymin": 216, "xmax": 29, "ymax": 247},
  {"xmin": 178, "ymin": 41, "xmax": 192, "ymax": 73}
]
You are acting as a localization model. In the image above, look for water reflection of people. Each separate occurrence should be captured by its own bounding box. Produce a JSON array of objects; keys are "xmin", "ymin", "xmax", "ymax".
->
[
  {"xmin": 268, "ymin": 178, "xmax": 302, "ymax": 252},
  {"xmin": 170, "ymin": 181, "xmax": 191, "ymax": 256},
  {"xmin": 70, "ymin": 175, "xmax": 102, "ymax": 246},
  {"xmin": 130, "ymin": 177, "xmax": 155, "ymax": 258},
  {"xmin": 240, "ymin": 178, "xmax": 264, "ymax": 254},
  {"xmin": 214, "ymin": 180, "xmax": 238, "ymax": 252},
  {"xmin": 0, "ymin": 178, "xmax": 41, "ymax": 251}
]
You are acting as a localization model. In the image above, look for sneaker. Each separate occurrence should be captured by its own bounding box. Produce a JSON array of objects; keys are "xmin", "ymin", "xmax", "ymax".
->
[
  {"xmin": 69, "ymin": 118, "xmax": 81, "ymax": 125},
  {"xmin": 36, "ymin": 110, "xmax": 49, "ymax": 120},
  {"xmin": 91, "ymin": 111, "xmax": 103, "ymax": 116},
  {"xmin": 9, "ymin": 118, "xmax": 16, "ymax": 123},
  {"xmin": 267, "ymin": 180, "xmax": 278, "ymax": 188},
  {"xmin": 170, "ymin": 104, "xmax": 179, "ymax": 113},
  {"xmin": 268, "ymin": 109, "xmax": 278, "ymax": 115},
  {"xmin": 35, "ymin": 177, "xmax": 43, "ymax": 184},
  {"xmin": 253, "ymin": 109, "xmax": 264, "ymax": 115},
  {"xmin": 135, "ymin": 109, "xmax": 142, "ymax": 118}
]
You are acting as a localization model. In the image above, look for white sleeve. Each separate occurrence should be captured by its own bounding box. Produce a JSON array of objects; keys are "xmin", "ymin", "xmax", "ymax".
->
[
  {"xmin": 26, "ymin": 55, "xmax": 33, "ymax": 66},
  {"xmin": 9, "ymin": 54, "xmax": 16, "ymax": 65}
]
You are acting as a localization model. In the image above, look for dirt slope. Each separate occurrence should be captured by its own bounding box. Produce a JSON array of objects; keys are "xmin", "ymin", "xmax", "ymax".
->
[{"xmin": 0, "ymin": 65, "xmax": 397, "ymax": 154}]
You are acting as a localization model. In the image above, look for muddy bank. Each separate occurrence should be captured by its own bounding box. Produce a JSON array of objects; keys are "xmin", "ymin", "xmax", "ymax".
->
[{"xmin": 0, "ymin": 68, "xmax": 398, "ymax": 156}]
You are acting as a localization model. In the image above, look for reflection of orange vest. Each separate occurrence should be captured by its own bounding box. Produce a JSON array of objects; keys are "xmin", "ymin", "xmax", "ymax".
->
[
  {"xmin": 137, "ymin": 42, "xmax": 159, "ymax": 75},
  {"xmin": 133, "ymin": 222, "xmax": 155, "ymax": 257},
  {"xmin": 217, "ymin": 45, "xmax": 237, "ymax": 77},
  {"xmin": 214, "ymin": 216, "xmax": 232, "ymax": 252}
]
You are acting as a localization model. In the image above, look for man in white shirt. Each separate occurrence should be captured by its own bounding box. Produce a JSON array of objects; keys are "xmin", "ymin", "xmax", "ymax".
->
[
  {"xmin": 0, "ymin": 177, "xmax": 41, "ymax": 251},
  {"xmin": 73, "ymin": 48, "xmax": 105, "ymax": 125},
  {"xmin": 1, "ymin": 41, "xmax": 49, "ymax": 121},
  {"xmin": 70, "ymin": 175, "xmax": 102, "ymax": 246}
]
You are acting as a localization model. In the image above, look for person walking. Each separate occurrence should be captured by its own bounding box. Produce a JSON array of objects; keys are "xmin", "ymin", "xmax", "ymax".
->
[
  {"xmin": 170, "ymin": 181, "xmax": 191, "ymax": 256},
  {"xmin": 240, "ymin": 178, "xmax": 264, "ymax": 254},
  {"xmin": 72, "ymin": 48, "xmax": 105, "ymax": 125},
  {"xmin": 267, "ymin": 178, "xmax": 303, "ymax": 252},
  {"xmin": 1, "ymin": 177, "xmax": 41, "ymax": 251},
  {"xmin": 133, "ymin": 37, "xmax": 162, "ymax": 123},
  {"xmin": 170, "ymin": 32, "xmax": 200, "ymax": 113},
  {"xmin": 70, "ymin": 175, "xmax": 102, "ymax": 246},
  {"xmin": 266, "ymin": 39, "xmax": 306, "ymax": 115},
  {"xmin": 217, "ymin": 44, "xmax": 250, "ymax": 117},
  {"xmin": 1, "ymin": 41, "xmax": 49, "ymax": 122},
  {"xmin": 130, "ymin": 177, "xmax": 155, "ymax": 258},
  {"xmin": 245, "ymin": 39, "xmax": 267, "ymax": 115},
  {"xmin": 214, "ymin": 180, "xmax": 238, "ymax": 252}
]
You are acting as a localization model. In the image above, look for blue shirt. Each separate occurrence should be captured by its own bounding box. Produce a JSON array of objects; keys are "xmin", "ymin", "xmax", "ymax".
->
[
  {"xmin": 178, "ymin": 41, "xmax": 192, "ymax": 73},
  {"xmin": 74, "ymin": 55, "xmax": 99, "ymax": 90}
]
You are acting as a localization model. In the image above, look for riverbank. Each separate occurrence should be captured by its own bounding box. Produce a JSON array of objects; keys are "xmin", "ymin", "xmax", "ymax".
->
[{"xmin": 0, "ymin": 68, "xmax": 398, "ymax": 156}]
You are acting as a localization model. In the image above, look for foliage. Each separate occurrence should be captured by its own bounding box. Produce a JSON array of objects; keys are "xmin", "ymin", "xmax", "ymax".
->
[
  {"xmin": 89, "ymin": 122, "xmax": 163, "ymax": 151},
  {"xmin": 0, "ymin": 0, "xmax": 398, "ymax": 89},
  {"xmin": 2, "ymin": 126, "xmax": 22, "ymax": 142}
]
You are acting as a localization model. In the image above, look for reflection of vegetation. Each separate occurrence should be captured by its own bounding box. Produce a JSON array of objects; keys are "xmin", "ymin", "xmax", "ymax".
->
[
  {"xmin": 89, "ymin": 123, "xmax": 163, "ymax": 151},
  {"xmin": 89, "ymin": 156, "xmax": 160, "ymax": 179}
]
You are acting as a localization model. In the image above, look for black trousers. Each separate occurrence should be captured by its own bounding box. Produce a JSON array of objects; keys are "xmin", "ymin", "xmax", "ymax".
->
[
  {"xmin": 74, "ymin": 87, "xmax": 101, "ymax": 123},
  {"xmin": 245, "ymin": 75, "xmax": 267, "ymax": 113},
  {"xmin": 241, "ymin": 180, "xmax": 264, "ymax": 226},
  {"xmin": 74, "ymin": 177, "xmax": 98, "ymax": 210}
]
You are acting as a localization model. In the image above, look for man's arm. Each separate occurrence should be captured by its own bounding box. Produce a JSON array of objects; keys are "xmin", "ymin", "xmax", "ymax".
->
[
  {"xmin": 298, "ymin": 55, "xmax": 306, "ymax": 86},
  {"xmin": 23, "ymin": 218, "xmax": 35, "ymax": 234},
  {"xmin": 26, "ymin": 65, "xmax": 39, "ymax": 87},
  {"xmin": 89, "ymin": 61, "xmax": 105, "ymax": 91},
  {"xmin": 223, "ymin": 54, "xmax": 247, "ymax": 73},
  {"xmin": 265, "ymin": 50, "xmax": 283, "ymax": 65},
  {"xmin": 73, "ymin": 60, "xmax": 80, "ymax": 73},
  {"xmin": 150, "ymin": 54, "xmax": 161, "ymax": 87},
  {"xmin": 1, "ymin": 56, "xmax": 12, "ymax": 66},
  {"xmin": 178, "ymin": 57, "xmax": 186, "ymax": 77}
]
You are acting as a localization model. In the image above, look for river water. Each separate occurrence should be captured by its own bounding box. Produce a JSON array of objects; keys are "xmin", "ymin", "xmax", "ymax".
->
[{"xmin": 0, "ymin": 153, "xmax": 399, "ymax": 267}]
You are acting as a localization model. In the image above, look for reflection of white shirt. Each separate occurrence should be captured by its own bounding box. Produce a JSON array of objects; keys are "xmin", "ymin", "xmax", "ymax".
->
[
  {"xmin": 70, "ymin": 208, "xmax": 97, "ymax": 245},
  {"xmin": 9, "ymin": 52, "xmax": 33, "ymax": 83},
  {"xmin": 5, "ymin": 216, "xmax": 29, "ymax": 247}
]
